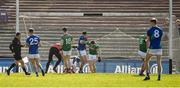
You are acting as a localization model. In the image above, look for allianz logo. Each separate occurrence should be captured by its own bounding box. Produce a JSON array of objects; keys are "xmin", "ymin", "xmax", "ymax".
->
[{"xmin": 114, "ymin": 64, "xmax": 163, "ymax": 74}]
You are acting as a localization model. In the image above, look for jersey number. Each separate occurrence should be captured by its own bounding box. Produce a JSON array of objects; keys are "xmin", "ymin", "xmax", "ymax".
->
[
  {"xmin": 29, "ymin": 38, "xmax": 38, "ymax": 45},
  {"xmin": 65, "ymin": 38, "xmax": 72, "ymax": 44},
  {"xmin": 154, "ymin": 30, "xmax": 160, "ymax": 38}
]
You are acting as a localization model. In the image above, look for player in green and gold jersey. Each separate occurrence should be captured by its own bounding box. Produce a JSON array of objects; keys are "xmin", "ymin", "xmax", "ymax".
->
[
  {"xmin": 138, "ymin": 35, "xmax": 147, "ymax": 76},
  {"xmin": 86, "ymin": 41, "xmax": 101, "ymax": 73},
  {"xmin": 61, "ymin": 28, "xmax": 73, "ymax": 73}
]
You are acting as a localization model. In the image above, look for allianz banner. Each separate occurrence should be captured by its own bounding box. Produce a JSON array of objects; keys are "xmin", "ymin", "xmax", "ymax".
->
[{"xmin": 0, "ymin": 58, "xmax": 169, "ymax": 74}]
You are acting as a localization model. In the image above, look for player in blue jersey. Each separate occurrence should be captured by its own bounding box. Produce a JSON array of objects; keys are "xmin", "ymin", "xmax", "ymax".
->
[
  {"xmin": 26, "ymin": 28, "xmax": 45, "ymax": 77},
  {"xmin": 144, "ymin": 18, "xmax": 163, "ymax": 81},
  {"xmin": 77, "ymin": 31, "xmax": 88, "ymax": 73}
]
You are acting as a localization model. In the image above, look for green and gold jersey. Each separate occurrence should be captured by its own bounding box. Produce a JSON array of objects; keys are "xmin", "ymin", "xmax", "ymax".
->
[
  {"xmin": 61, "ymin": 34, "xmax": 73, "ymax": 51},
  {"xmin": 86, "ymin": 42, "xmax": 100, "ymax": 55},
  {"xmin": 139, "ymin": 35, "xmax": 147, "ymax": 53}
]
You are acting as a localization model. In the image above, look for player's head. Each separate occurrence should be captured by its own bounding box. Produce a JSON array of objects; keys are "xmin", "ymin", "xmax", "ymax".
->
[
  {"xmin": 62, "ymin": 28, "xmax": 67, "ymax": 34},
  {"xmin": 90, "ymin": 41, "xmax": 96, "ymax": 45},
  {"xmin": 82, "ymin": 31, "xmax": 87, "ymax": 36},
  {"xmin": 28, "ymin": 28, "xmax": 34, "ymax": 35},
  {"xmin": 15, "ymin": 32, "xmax": 21, "ymax": 39},
  {"xmin": 150, "ymin": 18, "xmax": 157, "ymax": 26},
  {"xmin": 176, "ymin": 19, "xmax": 180, "ymax": 24}
]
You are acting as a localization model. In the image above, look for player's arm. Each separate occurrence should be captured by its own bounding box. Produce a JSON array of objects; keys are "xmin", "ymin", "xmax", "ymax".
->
[
  {"xmin": 26, "ymin": 42, "xmax": 29, "ymax": 47},
  {"xmin": 60, "ymin": 37, "xmax": 64, "ymax": 45},
  {"xmin": 39, "ymin": 41, "xmax": 42, "ymax": 47},
  {"xmin": 25, "ymin": 37, "xmax": 30, "ymax": 47},
  {"xmin": 58, "ymin": 44, "xmax": 63, "ymax": 56},
  {"xmin": 20, "ymin": 44, "xmax": 25, "ymax": 47},
  {"xmin": 20, "ymin": 42, "xmax": 25, "ymax": 47},
  {"xmin": 146, "ymin": 35, "xmax": 150, "ymax": 48},
  {"xmin": 9, "ymin": 39, "xmax": 18, "ymax": 55},
  {"xmin": 97, "ymin": 48, "xmax": 101, "ymax": 57},
  {"xmin": 85, "ymin": 41, "xmax": 90, "ymax": 45},
  {"xmin": 97, "ymin": 46, "xmax": 102, "ymax": 62},
  {"xmin": 146, "ymin": 29, "xmax": 151, "ymax": 49},
  {"xmin": 9, "ymin": 42, "xmax": 14, "ymax": 54},
  {"xmin": 38, "ymin": 37, "xmax": 42, "ymax": 47}
]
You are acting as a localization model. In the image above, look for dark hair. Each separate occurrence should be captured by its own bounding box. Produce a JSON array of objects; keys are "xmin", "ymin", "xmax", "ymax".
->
[
  {"xmin": 29, "ymin": 28, "xmax": 34, "ymax": 33},
  {"xmin": 91, "ymin": 41, "xmax": 95, "ymax": 44},
  {"xmin": 16, "ymin": 32, "xmax": 21, "ymax": 36},
  {"xmin": 150, "ymin": 20, "xmax": 157, "ymax": 24},
  {"xmin": 82, "ymin": 31, "xmax": 87, "ymax": 35},
  {"xmin": 150, "ymin": 18, "xmax": 157, "ymax": 24},
  {"xmin": 62, "ymin": 28, "xmax": 67, "ymax": 32}
]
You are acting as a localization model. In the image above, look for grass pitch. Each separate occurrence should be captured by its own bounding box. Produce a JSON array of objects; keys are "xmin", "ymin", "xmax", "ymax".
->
[{"xmin": 0, "ymin": 73, "xmax": 180, "ymax": 87}]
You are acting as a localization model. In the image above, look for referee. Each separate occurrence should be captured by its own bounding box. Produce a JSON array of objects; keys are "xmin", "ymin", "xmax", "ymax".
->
[{"xmin": 7, "ymin": 32, "xmax": 30, "ymax": 76}]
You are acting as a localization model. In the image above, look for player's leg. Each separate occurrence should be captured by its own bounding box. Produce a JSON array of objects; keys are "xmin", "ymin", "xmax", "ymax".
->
[
  {"xmin": 92, "ymin": 60, "xmax": 96, "ymax": 73},
  {"xmin": 34, "ymin": 55, "xmax": 45, "ymax": 76},
  {"xmin": 62, "ymin": 51, "xmax": 67, "ymax": 72},
  {"xmin": 138, "ymin": 51, "xmax": 146, "ymax": 76},
  {"xmin": 92, "ymin": 55, "xmax": 97, "ymax": 73},
  {"xmin": 63, "ymin": 51, "xmax": 71, "ymax": 73},
  {"xmin": 66, "ymin": 54, "xmax": 72, "ymax": 73},
  {"xmin": 62, "ymin": 54, "xmax": 68, "ymax": 73},
  {"xmin": 143, "ymin": 53, "xmax": 153, "ymax": 80},
  {"xmin": 53, "ymin": 50, "xmax": 62, "ymax": 73},
  {"xmin": 6, "ymin": 62, "xmax": 16, "ymax": 76},
  {"xmin": 88, "ymin": 55, "xmax": 94, "ymax": 73},
  {"xmin": 157, "ymin": 55, "xmax": 162, "ymax": 81},
  {"xmin": 45, "ymin": 48, "xmax": 54, "ymax": 73},
  {"xmin": 29, "ymin": 58, "xmax": 39, "ymax": 77},
  {"xmin": 139, "ymin": 57, "xmax": 145, "ymax": 76},
  {"xmin": 19, "ymin": 60, "xmax": 31, "ymax": 75},
  {"xmin": 88, "ymin": 60, "xmax": 93, "ymax": 73},
  {"xmin": 79, "ymin": 50, "xmax": 87, "ymax": 73},
  {"xmin": 6, "ymin": 54, "xmax": 19, "ymax": 75},
  {"xmin": 79, "ymin": 56, "xmax": 85, "ymax": 73}
]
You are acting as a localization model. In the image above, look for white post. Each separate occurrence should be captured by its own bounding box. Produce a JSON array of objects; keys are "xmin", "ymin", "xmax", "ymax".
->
[
  {"xmin": 169, "ymin": 0, "xmax": 173, "ymax": 74},
  {"xmin": 16, "ymin": 0, "xmax": 19, "ymax": 33}
]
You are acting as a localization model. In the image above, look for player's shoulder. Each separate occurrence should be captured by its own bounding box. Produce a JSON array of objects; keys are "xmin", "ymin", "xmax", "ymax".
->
[
  {"xmin": 26, "ymin": 35, "xmax": 31, "ymax": 39},
  {"xmin": 79, "ymin": 35, "xmax": 83, "ymax": 37},
  {"xmin": 33, "ymin": 35, "xmax": 40, "ymax": 38},
  {"xmin": 147, "ymin": 27, "xmax": 152, "ymax": 33},
  {"xmin": 79, "ymin": 35, "xmax": 85, "ymax": 39},
  {"xmin": 12, "ymin": 37, "xmax": 18, "ymax": 42},
  {"xmin": 157, "ymin": 26, "xmax": 163, "ymax": 31},
  {"xmin": 68, "ymin": 34, "xmax": 73, "ymax": 37},
  {"xmin": 147, "ymin": 26, "xmax": 153, "ymax": 30},
  {"xmin": 96, "ymin": 44, "xmax": 100, "ymax": 48}
]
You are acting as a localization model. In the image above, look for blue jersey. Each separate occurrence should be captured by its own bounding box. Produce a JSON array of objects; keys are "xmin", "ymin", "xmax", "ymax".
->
[
  {"xmin": 77, "ymin": 35, "xmax": 87, "ymax": 50},
  {"xmin": 147, "ymin": 26, "xmax": 163, "ymax": 49},
  {"xmin": 26, "ymin": 35, "xmax": 40, "ymax": 54}
]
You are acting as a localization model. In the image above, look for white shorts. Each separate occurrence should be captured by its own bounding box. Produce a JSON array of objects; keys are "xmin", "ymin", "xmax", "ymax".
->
[
  {"xmin": 138, "ymin": 51, "xmax": 146, "ymax": 58},
  {"xmin": 88, "ymin": 54, "xmax": 97, "ymax": 61},
  {"xmin": 148, "ymin": 49, "xmax": 162, "ymax": 55},
  {"xmin": 79, "ymin": 50, "xmax": 87, "ymax": 56},
  {"xmin": 28, "ymin": 54, "xmax": 40, "ymax": 59},
  {"xmin": 63, "ymin": 50, "xmax": 72, "ymax": 56}
]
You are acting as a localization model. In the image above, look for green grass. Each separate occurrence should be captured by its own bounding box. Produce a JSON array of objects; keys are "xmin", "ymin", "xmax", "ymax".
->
[{"xmin": 0, "ymin": 73, "xmax": 180, "ymax": 87}]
